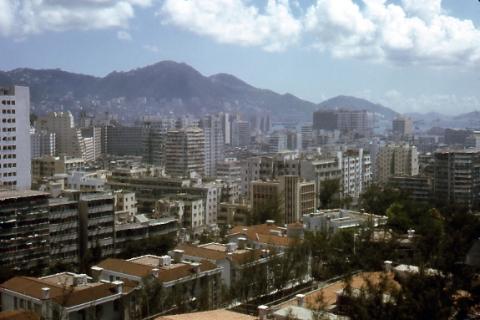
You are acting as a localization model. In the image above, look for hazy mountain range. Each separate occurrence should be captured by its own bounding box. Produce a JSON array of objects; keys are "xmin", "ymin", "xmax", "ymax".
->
[{"xmin": 0, "ymin": 60, "xmax": 477, "ymax": 127}]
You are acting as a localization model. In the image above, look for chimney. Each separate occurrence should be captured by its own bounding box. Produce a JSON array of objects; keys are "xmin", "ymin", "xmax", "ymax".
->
[
  {"xmin": 152, "ymin": 268, "xmax": 160, "ymax": 278},
  {"xmin": 173, "ymin": 249, "xmax": 184, "ymax": 263},
  {"xmin": 112, "ymin": 280, "xmax": 124, "ymax": 294},
  {"xmin": 90, "ymin": 266, "xmax": 103, "ymax": 280},
  {"xmin": 238, "ymin": 237, "xmax": 247, "ymax": 250},
  {"xmin": 258, "ymin": 305, "xmax": 268, "ymax": 320},
  {"xmin": 41, "ymin": 287, "xmax": 50, "ymax": 300},
  {"xmin": 296, "ymin": 294, "xmax": 305, "ymax": 307},
  {"xmin": 191, "ymin": 262, "xmax": 201, "ymax": 274},
  {"xmin": 384, "ymin": 260, "xmax": 393, "ymax": 273}
]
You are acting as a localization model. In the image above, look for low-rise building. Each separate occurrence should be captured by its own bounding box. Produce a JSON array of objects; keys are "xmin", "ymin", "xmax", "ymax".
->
[
  {"xmin": 93, "ymin": 254, "xmax": 222, "ymax": 311},
  {"xmin": 0, "ymin": 272, "xmax": 130, "ymax": 320},
  {"xmin": 303, "ymin": 209, "xmax": 387, "ymax": 234}
]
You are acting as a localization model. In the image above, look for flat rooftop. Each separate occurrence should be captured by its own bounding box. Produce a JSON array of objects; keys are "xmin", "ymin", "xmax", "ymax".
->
[{"xmin": 0, "ymin": 190, "xmax": 49, "ymax": 201}]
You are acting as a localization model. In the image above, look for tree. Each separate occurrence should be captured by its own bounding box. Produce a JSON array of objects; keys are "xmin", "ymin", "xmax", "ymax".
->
[{"xmin": 319, "ymin": 179, "xmax": 340, "ymax": 209}]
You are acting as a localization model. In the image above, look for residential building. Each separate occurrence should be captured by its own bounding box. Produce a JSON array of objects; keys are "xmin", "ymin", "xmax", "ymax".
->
[
  {"xmin": 0, "ymin": 190, "xmax": 50, "ymax": 271},
  {"xmin": 81, "ymin": 127, "xmax": 102, "ymax": 161},
  {"xmin": 300, "ymin": 125, "xmax": 313, "ymax": 150},
  {"xmin": 66, "ymin": 171, "xmax": 107, "ymax": 192},
  {"xmin": 78, "ymin": 193, "xmax": 115, "ymax": 263},
  {"xmin": 102, "ymin": 125, "xmax": 144, "ymax": 156},
  {"xmin": 444, "ymin": 128, "xmax": 472, "ymax": 146},
  {"xmin": 313, "ymin": 110, "xmax": 338, "ymax": 131},
  {"xmin": 303, "ymin": 209, "xmax": 387, "ymax": 234},
  {"xmin": 174, "ymin": 242, "xmax": 275, "ymax": 289},
  {"xmin": 339, "ymin": 149, "xmax": 372, "ymax": 199},
  {"xmin": 0, "ymin": 272, "xmax": 127, "ymax": 320},
  {"xmin": 251, "ymin": 176, "xmax": 316, "ymax": 224},
  {"xmin": 218, "ymin": 201, "xmax": 251, "ymax": 227},
  {"xmin": 32, "ymin": 156, "xmax": 85, "ymax": 184},
  {"xmin": 433, "ymin": 149, "xmax": 480, "ymax": 208},
  {"xmin": 114, "ymin": 190, "xmax": 137, "ymax": 223},
  {"xmin": 375, "ymin": 144, "xmax": 419, "ymax": 184},
  {"xmin": 231, "ymin": 120, "xmax": 250, "ymax": 147},
  {"xmin": 200, "ymin": 115, "xmax": 225, "ymax": 177},
  {"xmin": 268, "ymin": 132, "xmax": 288, "ymax": 153},
  {"xmin": 165, "ymin": 127, "xmax": 205, "ymax": 177},
  {"xmin": 48, "ymin": 198, "xmax": 80, "ymax": 264},
  {"xmin": 337, "ymin": 110, "xmax": 374, "ymax": 137},
  {"xmin": 30, "ymin": 128, "xmax": 55, "ymax": 158},
  {"xmin": 93, "ymin": 254, "xmax": 222, "ymax": 311},
  {"xmin": 37, "ymin": 111, "xmax": 83, "ymax": 158},
  {"xmin": 0, "ymin": 86, "xmax": 31, "ymax": 190},
  {"xmin": 227, "ymin": 222, "xmax": 295, "ymax": 250},
  {"xmin": 389, "ymin": 175, "xmax": 432, "ymax": 203},
  {"xmin": 392, "ymin": 116, "xmax": 413, "ymax": 138},
  {"xmin": 216, "ymin": 158, "xmax": 242, "ymax": 180}
]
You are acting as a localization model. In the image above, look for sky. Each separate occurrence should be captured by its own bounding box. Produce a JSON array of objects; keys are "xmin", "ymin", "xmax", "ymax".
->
[{"xmin": 0, "ymin": 0, "xmax": 480, "ymax": 115}]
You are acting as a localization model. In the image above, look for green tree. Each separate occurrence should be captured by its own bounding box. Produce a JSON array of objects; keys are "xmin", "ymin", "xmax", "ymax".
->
[{"xmin": 319, "ymin": 179, "xmax": 340, "ymax": 209}]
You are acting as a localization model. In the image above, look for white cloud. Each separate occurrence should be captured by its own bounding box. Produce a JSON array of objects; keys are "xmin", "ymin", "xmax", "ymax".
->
[
  {"xmin": 117, "ymin": 30, "xmax": 132, "ymax": 41},
  {"xmin": 160, "ymin": 0, "xmax": 302, "ymax": 51},
  {"xmin": 161, "ymin": 0, "xmax": 480, "ymax": 67},
  {"xmin": 0, "ymin": 0, "xmax": 152, "ymax": 36},
  {"xmin": 143, "ymin": 44, "xmax": 160, "ymax": 53}
]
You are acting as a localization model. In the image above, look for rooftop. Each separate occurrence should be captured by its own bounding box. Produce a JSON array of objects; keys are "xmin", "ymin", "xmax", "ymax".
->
[
  {"xmin": 0, "ymin": 190, "xmax": 49, "ymax": 201},
  {"xmin": 228, "ymin": 224, "xmax": 293, "ymax": 247},
  {"xmin": 156, "ymin": 309, "xmax": 256, "ymax": 320}
]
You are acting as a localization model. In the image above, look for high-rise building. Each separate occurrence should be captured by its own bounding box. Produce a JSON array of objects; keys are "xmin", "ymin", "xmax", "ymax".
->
[
  {"xmin": 375, "ymin": 144, "xmax": 419, "ymax": 184},
  {"xmin": 102, "ymin": 125, "xmax": 144, "ymax": 156},
  {"xmin": 392, "ymin": 116, "xmax": 413, "ymax": 138},
  {"xmin": 142, "ymin": 117, "xmax": 176, "ymax": 166},
  {"xmin": 313, "ymin": 110, "xmax": 338, "ymax": 131},
  {"xmin": 250, "ymin": 176, "xmax": 316, "ymax": 224},
  {"xmin": 0, "ymin": 86, "xmax": 32, "ymax": 190},
  {"xmin": 30, "ymin": 128, "xmax": 55, "ymax": 158},
  {"xmin": 201, "ymin": 115, "xmax": 225, "ymax": 177},
  {"xmin": 165, "ymin": 127, "xmax": 205, "ymax": 177},
  {"xmin": 37, "ymin": 111, "xmax": 83, "ymax": 158},
  {"xmin": 268, "ymin": 132, "xmax": 288, "ymax": 153},
  {"xmin": 81, "ymin": 127, "xmax": 102, "ymax": 161},
  {"xmin": 434, "ymin": 149, "xmax": 480, "ymax": 208},
  {"xmin": 231, "ymin": 120, "xmax": 250, "ymax": 147},
  {"xmin": 337, "ymin": 110, "xmax": 374, "ymax": 137},
  {"xmin": 301, "ymin": 125, "xmax": 313, "ymax": 150},
  {"xmin": 0, "ymin": 190, "xmax": 50, "ymax": 270},
  {"xmin": 339, "ymin": 149, "xmax": 372, "ymax": 199}
]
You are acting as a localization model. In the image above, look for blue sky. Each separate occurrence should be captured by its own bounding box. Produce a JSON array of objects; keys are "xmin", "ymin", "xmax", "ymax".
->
[{"xmin": 1, "ymin": 0, "xmax": 480, "ymax": 114}]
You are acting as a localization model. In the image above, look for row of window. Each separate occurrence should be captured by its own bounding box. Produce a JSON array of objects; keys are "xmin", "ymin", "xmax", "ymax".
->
[
  {"xmin": 2, "ymin": 109, "xmax": 15, "ymax": 114},
  {"xmin": 3, "ymin": 172, "xmax": 16, "ymax": 177},
  {"xmin": 2, "ymin": 181, "xmax": 16, "ymax": 186},
  {"xmin": 2, "ymin": 118, "xmax": 15, "ymax": 123},
  {"xmin": 2, "ymin": 136, "xmax": 16, "ymax": 141},
  {"xmin": 2, "ymin": 163, "xmax": 16, "ymax": 168},
  {"xmin": 2, "ymin": 127, "xmax": 16, "ymax": 132},
  {"xmin": 1, "ymin": 100, "xmax": 15, "ymax": 106},
  {"xmin": 2, "ymin": 145, "xmax": 16, "ymax": 150},
  {"xmin": 2, "ymin": 154, "xmax": 16, "ymax": 159}
]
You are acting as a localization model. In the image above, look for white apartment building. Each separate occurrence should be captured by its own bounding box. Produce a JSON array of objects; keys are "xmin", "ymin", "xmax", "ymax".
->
[
  {"xmin": 201, "ymin": 115, "xmax": 225, "ymax": 177},
  {"xmin": 0, "ymin": 86, "xmax": 31, "ymax": 190},
  {"xmin": 376, "ymin": 144, "xmax": 419, "ymax": 184},
  {"xmin": 339, "ymin": 149, "xmax": 372, "ymax": 199},
  {"xmin": 30, "ymin": 128, "xmax": 56, "ymax": 158}
]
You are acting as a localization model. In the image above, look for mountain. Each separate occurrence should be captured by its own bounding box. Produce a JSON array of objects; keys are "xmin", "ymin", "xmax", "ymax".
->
[
  {"xmin": 318, "ymin": 95, "xmax": 398, "ymax": 120},
  {"xmin": 0, "ymin": 61, "xmax": 318, "ymax": 123}
]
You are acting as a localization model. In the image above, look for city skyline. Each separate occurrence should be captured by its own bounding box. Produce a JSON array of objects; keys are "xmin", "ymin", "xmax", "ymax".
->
[{"xmin": 0, "ymin": 0, "xmax": 480, "ymax": 114}]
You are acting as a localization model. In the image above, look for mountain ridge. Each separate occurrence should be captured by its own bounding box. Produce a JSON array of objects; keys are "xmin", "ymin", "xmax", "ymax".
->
[{"xmin": 0, "ymin": 60, "xmax": 399, "ymax": 123}]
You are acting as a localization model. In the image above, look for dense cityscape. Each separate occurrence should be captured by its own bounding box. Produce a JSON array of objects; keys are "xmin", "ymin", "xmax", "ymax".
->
[{"xmin": 0, "ymin": 80, "xmax": 478, "ymax": 319}]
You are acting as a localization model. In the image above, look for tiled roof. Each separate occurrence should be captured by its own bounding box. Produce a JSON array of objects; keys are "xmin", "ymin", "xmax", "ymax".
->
[
  {"xmin": 157, "ymin": 260, "xmax": 219, "ymax": 283},
  {"xmin": 156, "ymin": 309, "xmax": 256, "ymax": 320},
  {"xmin": 97, "ymin": 258, "xmax": 153, "ymax": 278},
  {"xmin": 229, "ymin": 224, "xmax": 293, "ymax": 247},
  {"xmin": 0, "ymin": 310, "xmax": 40, "ymax": 320},
  {"xmin": 0, "ymin": 277, "xmax": 120, "ymax": 308},
  {"xmin": 97, "ymin": 257, "xmax": 220, "ymax": 284}
]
